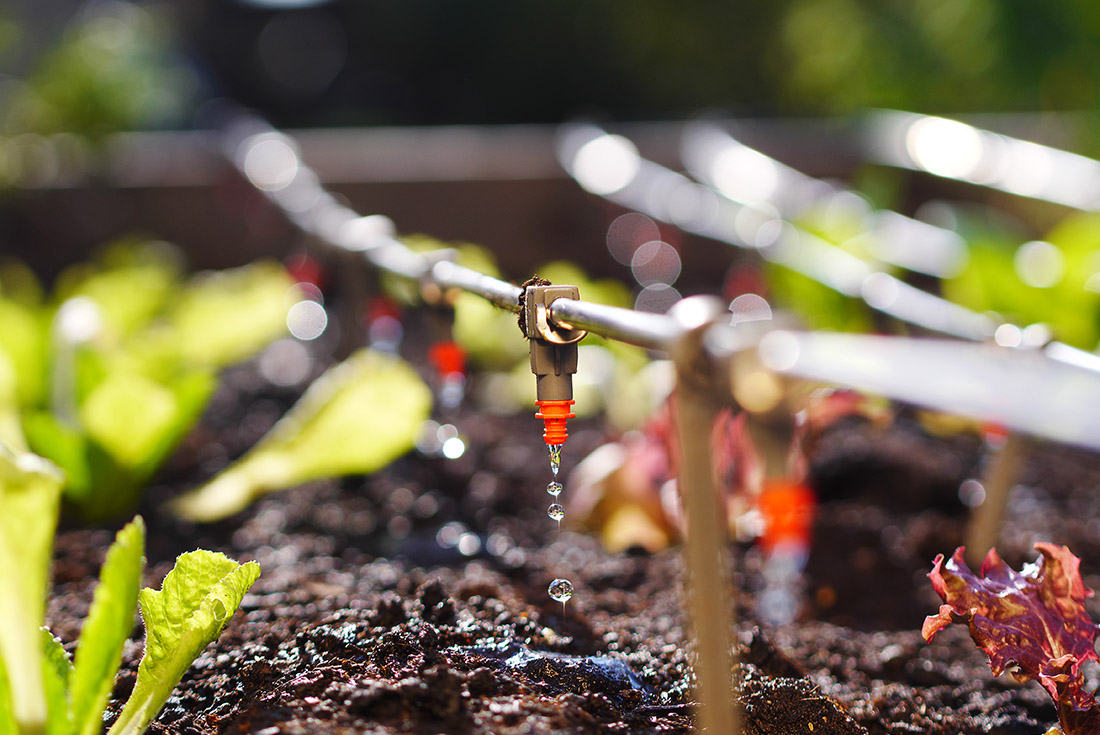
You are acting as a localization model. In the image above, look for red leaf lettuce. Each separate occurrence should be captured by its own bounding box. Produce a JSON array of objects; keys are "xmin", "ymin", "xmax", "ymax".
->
[{"xmin": 923, "ymin": 544, "xmax": 1100, "ymax": 734}]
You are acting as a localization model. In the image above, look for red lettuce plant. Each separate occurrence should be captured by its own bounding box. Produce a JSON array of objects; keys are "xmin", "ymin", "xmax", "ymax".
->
[{"xmin": 923, "ymin": 544, "xmax": 1100, "ymax": 734}]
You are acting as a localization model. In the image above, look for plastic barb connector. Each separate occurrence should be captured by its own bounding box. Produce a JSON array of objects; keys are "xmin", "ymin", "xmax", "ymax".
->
[{"xmin": 535, "ymin": 399, "xmax": 575, "ymax": 445}]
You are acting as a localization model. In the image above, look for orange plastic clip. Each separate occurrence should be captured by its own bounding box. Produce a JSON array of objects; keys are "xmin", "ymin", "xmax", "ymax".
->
[{"xmin": 535, "ymin": 399, "xmax": 575, "ymax": 445}]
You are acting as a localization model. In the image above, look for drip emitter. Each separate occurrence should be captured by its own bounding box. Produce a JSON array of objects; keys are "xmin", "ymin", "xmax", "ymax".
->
[{"xmin": 521, "ymin": 282, "xmax": 587, "ymax": 456}]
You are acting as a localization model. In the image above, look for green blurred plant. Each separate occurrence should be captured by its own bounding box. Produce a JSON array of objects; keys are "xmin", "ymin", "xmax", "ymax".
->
[
  {"xmin": 170, "ymin": 348, "xmax": 432, "ymax": 522},
  {"xmin": 758, "ymin": 196, "xmax": 1100, "ymax": 351},
  {"xmin": 2, "ymin": 2, "xmax": 193, "ymax": 142},
  {"xmin": 0, "ymin": 443, "xmax": 259, "ymax": 735},
  {"xmin": 0, "ymin": 241, "xmax": 294, "ymax": 522},
  {"xmin": 944, "ymin": 209, "xmax": 1100, "ymax": 349},
  {"xmin": 757, "ymin": 203, "xmax": 877, "ymax": 334}
]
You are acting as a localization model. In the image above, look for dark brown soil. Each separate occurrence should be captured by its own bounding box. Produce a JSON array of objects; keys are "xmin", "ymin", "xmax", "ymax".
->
[{"xmin": 45, "ymin": 332, "xmax": 1100, "ymax": 735}]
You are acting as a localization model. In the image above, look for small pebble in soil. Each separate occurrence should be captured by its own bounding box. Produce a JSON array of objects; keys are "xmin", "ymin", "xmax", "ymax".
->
[
  {"xmin": 548, "ymin": 503, "xmax": 565, "ymax": 522},
  {"xmin": 547, "ymin": 481, "xmax": 563, "ymax": 497},
  {"xmin": 548, "ymin": 578, "xmax": 574, "ymax": 603}
]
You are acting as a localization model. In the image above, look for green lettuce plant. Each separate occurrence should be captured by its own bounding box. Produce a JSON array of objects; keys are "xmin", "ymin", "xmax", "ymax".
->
[
  {"xmin": 0, "ymin": 443, "xmax": 260, "ymax": 735},
  {"xmin": 0, "ymin": 243, "xmax": 294, "ymax": 521}
]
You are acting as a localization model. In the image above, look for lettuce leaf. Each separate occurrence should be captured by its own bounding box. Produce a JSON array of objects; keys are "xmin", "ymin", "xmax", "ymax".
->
[
  {"xmin": 107, "ymin": 552, "xmax": 259, "ymax": 735},
  {"xmin": 0, "ymin": 351, "xmax": 26, "ymax": 452},
  {"xmin": 70, "ymin": 518, "xmax": 145, "ymax": 735},
  {"xmin": 40, "ymin": 629, "xmax": 72, "ymax": 735},
  {"xmin": 0, "ymin": 653, "xmax": 14, "ymax": 735},
  {"xmin": 0, "ymin": 443, "xmax": 64, "ymax": 735},
  {"xmin": 171, "ymin": 349, "xmax": 430, "ymax": 521},
  {"xmin": 164, "ymin": 261, "xmax": 293, "ymax": 368},
  {"xmin": 923, "ymin": 544, "xmax": 1100, "ymax": 734}
]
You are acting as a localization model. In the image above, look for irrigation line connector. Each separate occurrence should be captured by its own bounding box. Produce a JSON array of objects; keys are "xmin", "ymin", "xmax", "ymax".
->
[{"xmin": 523, "ymin": 284, "xmax": 587, "ymax": 446}]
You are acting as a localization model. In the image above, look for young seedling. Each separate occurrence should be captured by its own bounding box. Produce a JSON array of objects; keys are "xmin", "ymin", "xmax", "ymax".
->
[
  {"xmin": 923, "ymin": 544, "xmax": 1100, "ymax": 735},
  {"xmin": 0, "ymin": 443, "xmax": 260, "ymax": 735}
]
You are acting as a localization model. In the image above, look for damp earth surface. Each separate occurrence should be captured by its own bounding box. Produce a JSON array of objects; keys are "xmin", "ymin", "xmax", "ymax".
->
[{"xmin": 45, "ymin": 336, "xmax": 1100, "ymax": 735}]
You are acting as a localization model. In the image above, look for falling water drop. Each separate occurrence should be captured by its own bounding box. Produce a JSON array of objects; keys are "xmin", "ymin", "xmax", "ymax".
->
[
  {"xmin": 547, "ymin": 443, "xmax": 562, "ymax": 475},
  {"xmin": 544, "ymin": 443, "xmax": 570, "ymax": 604},
  {"xmin": 548, "ymin": 578, "xmax": 574, "ymax": 604}
]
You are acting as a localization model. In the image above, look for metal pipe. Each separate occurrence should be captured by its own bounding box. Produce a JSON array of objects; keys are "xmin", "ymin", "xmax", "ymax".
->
[
  {"xmin": 549, "ymin": 297, "xmax": 682, "ymax": 350},
  {"xmin": 561, "ymin": 123, "xmax": 1100, "ymax": 380},
  {"xmin": 747, "ymin": 330, "xmax": 1100, "ymax": 454},
  {"xmin": 863, "ymin": 110, "xmax": 1100, "ymax": 211},
  {"xmin": 431, "ymin": 261, "xmax": 523, "ymax": 311}
]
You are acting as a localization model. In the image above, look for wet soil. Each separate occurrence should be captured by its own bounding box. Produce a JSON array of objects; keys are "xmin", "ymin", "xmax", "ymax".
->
[{"xmin": 45, "ymin": 340, "xmax": 1100, "ymax": 735}]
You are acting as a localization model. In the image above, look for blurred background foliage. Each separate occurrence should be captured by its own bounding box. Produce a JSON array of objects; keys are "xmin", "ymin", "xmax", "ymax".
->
[
  {"xmin": 4, "ymin": 0, "xmax": 1100, "ymax": 347},
  {"xmin": 2, "ymin": 0, "xmax": 1100, "ymax": 134}
]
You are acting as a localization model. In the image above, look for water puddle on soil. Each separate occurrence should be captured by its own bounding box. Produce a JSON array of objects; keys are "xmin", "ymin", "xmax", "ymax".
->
[{"xmin": 458, "ymin": 640, "xmax": 651, "ymax": 707}]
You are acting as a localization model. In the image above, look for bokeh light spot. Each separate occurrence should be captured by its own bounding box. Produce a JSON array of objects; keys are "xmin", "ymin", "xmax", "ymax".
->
[
  {"xmin": 729, "ymin": 294, "xmax": 773, "ymax": 325},
  {"xmin": 905, "ymin": 117, "xmax": 984, "ymax": 179},
  {"xmin": 634, "ymin": 284, "xmax": 681, "ymax": 313},
  {"xmin": 1014, "ymin": 240, "xmax": 1064, "ymax": 288},
  {"xmin": 994, "ymin": 323, "xmax": 1022, "ymax": 348},
  {"xmin": 257, "ymin": 11, "xmax": 348, "ymax": 97},
  {"xmin": 259, "ymin": 338, "xmax": 313, "ymax": 386},
  {"xmin": 606, "ymin": 212, "xmax": 660, "ymax": 266},
  {"xmin": 572, "ymin": 134, "xmax": 640, "ymax": 195},
  {"xmin": 630, "ymin": 240, "xmax": 681, "ymax": 287},
  {"xmin": 442, "ymin": 436, "xmax": 466, "ymax": 459},
  {"xmin": 287, "ymin": 300, "xmax": 327, "ymax": 340},
  {"xmin": 712, "ymin": 145, "xmax": 780, "ymax": 205},
  {"xmin": 243, "ymin": 136, "xmax": 299, "ymax": 191}
]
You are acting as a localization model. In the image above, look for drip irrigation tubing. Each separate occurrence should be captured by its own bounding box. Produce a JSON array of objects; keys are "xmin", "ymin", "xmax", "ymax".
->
[
  {"xmin": 224, "ymin": 117, "xmax": 685, "ymax": 352},
  {"xmin": 555, "ymin": 122, "xmax": 1100, "ymax": 374},
  {"xmin": 223, "ymin": 116, "xmax": 1100, "ymax": 453}
]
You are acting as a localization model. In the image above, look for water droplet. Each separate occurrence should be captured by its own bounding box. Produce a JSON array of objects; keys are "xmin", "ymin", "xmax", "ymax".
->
[
  {"xmin": 548, "ymin": 503, "xmax": 565, "ymax": 522},
  {"xmin": 548, "ymin": 578, "xmax": 574, "ymax": 603},
  {"xmin": 547, "ymin": 481, "xmax": 563, "ymax": 497},
  {"xmin": 548, "ymin": 443, "xmax": 562, "ymax": 475}
]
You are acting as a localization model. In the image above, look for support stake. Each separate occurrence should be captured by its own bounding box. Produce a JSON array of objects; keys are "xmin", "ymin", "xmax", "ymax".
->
[
  {"xmin": 668, "ymin": 297, "xmax": 739, "ymax": 735},
  {"xmin": 965, "ymin": 431, "xmax": 1028, "ymax": 567}
]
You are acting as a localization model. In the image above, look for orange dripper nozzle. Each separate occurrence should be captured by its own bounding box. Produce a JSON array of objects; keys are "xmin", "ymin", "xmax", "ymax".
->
[
  {"xmin": 535, "ymin": 399, "xmax": 575, "ymax": 445},
  {"xmin": 758, "ymin": 478, "xmax": 816, "ymax": 554}
]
